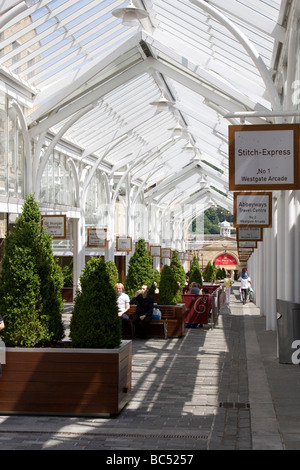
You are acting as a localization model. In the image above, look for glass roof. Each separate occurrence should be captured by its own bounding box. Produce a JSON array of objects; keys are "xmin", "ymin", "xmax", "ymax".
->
[{"xmin": 0, "ymin": 0, "xmax": 285, "ymax": 216}]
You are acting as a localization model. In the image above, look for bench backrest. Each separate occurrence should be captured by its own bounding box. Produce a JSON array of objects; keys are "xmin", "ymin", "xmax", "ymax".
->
[{"xmin": 128, "ymin": 304, "xmax": 176, "ymax": 320}]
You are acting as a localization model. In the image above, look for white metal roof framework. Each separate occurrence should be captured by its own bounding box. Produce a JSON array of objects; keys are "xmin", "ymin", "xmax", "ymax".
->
[{"xmin": 0, "ymin": 0, "xmax": 288, "ymax": 226}]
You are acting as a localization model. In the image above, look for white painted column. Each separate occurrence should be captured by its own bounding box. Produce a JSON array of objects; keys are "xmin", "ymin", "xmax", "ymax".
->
[
  {"xmin": 294, "ymin": 191, "xmax": 300, "ymax": 302},
  {"xmin": 73, "ymin": 211, "xmax": 85, "ymax": 294},
  {"xmin": 284, "ymin": 190, "xmax": 295, "ymax": 301},
  {"xmin": 267, "ymin": 196, "xmax": 277, "ymax": 330},
  {"xmin": 255, "ymin": 241, "xmax": 262, "ymax": 309},
  {"xmin": 276, "ymin": 192, "xmax": 285, "ymax": 301},
  {"xmin": 251, "ymin": 249, "xmax": 258, "ymax": 305}
]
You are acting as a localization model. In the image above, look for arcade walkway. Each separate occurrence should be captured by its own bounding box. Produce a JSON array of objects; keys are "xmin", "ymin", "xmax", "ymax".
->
[{"xmin": 0, "ymin": 285, "xmax": 299, "ymax": 451}]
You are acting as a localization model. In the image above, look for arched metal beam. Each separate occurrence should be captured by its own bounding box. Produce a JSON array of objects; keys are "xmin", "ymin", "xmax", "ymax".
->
[{"xmin": 189, "ymin": 0, "xmax": 281, "ymax": 113}]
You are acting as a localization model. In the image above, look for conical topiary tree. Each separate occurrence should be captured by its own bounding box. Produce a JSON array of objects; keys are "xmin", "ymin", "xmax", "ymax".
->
[
  {"xmin": 158, "ymin": 264, "xmax": 182, "ymax": 305},
  {"xmin": 216, "ymin": 266, "xmax": 225, "ymax": 281},
  {"xmin": 125, "ymin": 238, "xmax": 153, "ymax": 298},
  {"xmin": 0, "ymin": 194, "xmax": 64, "ymax": 347},
  {"xmin": 106, "ymin": 260, "xmax": 120, "ymax": 288},
  {"xmin": 189, "ymin": 256, "xmax": 203, "ymax": 287},
  {"xmin": 170, "ymin": 250, "xmax": 186, "ymax": 288},
  {"xmin": 203, "ymin": 260, "xmax": 214, "ymax": 282},
  {"xmin": 70, "ymin": 257, "xmax": 121, "ymax": 348}
]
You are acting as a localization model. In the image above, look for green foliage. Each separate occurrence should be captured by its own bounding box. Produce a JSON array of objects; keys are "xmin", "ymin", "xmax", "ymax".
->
[
  {"xmin": 125, "ymin": 239, "xmax": 153, "ymax": 298},
  {"xmin": 70, "ymin": 257, "xmax": 121, "ymax": 348},
  {"xmin": 153, "ymin": 269, "xmax": 161, "ymax": 286},
  {"xmin": 106, "ymin": 260, "xmax": 120, "ymax": 288},
  {"xmin": 204, "ymin": 208, "xmax": 233, "ymax": 234},
  {"xmin": 170, "ymin": 251, "xmax": 186, "ymax": 287},
  {"xmin": 216, "ymin": 267, "xmax": 225, "ymax": 280},
  {"xmin": 158, "ymin": 264, "xmax": 182, "ymax": 305},
  {"xmin": 189, "ymin": 256, "xmax": 203, "ymax": 286},
  {"xmin": 192, "ymin": 208, "xmax": 234, "ymax": 234},
  {"xmin": 202, "ymin": 261, "xmax": 214, "ymax": 282},
  {"xmin": 62, "ymin": 262, "xmax": 73, "ymax": 287},
  {"xmin": 0, "ymin": 194, "xmax": 64, "ymax": 347},
  {"xmin": 149, "ymin": 269, "xmax": 160, "ymax": 295}
]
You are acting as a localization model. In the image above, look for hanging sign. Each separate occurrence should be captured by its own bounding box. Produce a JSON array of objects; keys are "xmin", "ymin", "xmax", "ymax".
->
[
  {"xmin": 116, "ymin": 236, "xmax": 132, "ymax": 252},
  {"xmin": 237, "ymin": 227, "xmax": 262, "ymax": 242},
  {"xmin": 233, "ymin": 192, "xmax": 272, "ymax": 228},
  {"xmin": 239, "ymin": 255, "xmax": 250, "ymax": 262},
  {"xmin": 238, "ymin": 240, "xmax": 257, "ymax": 248},
  {"xmin": 41, "ymin": 214, "xmax": 66, "ymax": 238},
  {"xmin": 87, "ymin": 228, "xmax": 107, "ymax": 247},
  {"xmin": 238, "ymin": 247, "xmax": 254, "ymax": 253},
  {"xmin": 229, "ymin": 124, "xmax": 300, "ymax": 190},
  {"xmin": 214, "ymin": 253, "xmax": 237, "ymax": 265},
  {"xmin": 150, "ymin": 245, "xmax": 161, "ymax": 257},
  {"xmin": 161, "ymin": 248, "xmax": 171, "ymax": 258}
]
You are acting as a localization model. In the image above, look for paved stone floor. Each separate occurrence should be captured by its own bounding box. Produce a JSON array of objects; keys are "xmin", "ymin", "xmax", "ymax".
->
[{"xmin": 1, "ymin": 286, "xmax": 299, "ymax": 452}]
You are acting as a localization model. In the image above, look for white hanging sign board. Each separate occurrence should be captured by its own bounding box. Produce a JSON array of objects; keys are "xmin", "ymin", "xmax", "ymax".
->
[
  {"xmin": 233, "ymin": 192, "xmax": 272, "ymax": 228},
  {"xmin": 237, "ymin": 227, "xmax": 262, "ymax": 241},
  {"xmin": 116, "ymin": 236, "xmax": 132, "ymax": 252},
  {"xmin": 238, "ymin": 240, "xmax": 257, "ymax": 248},
  {"xmin": 161, "ymin": 248, "xmax": 171, "ymax": 258},
  {"xmin": 229, "ymin": 124, "xmax": 300, "ymax": 190},
  {"xmin": 87, "ymin": 228, "xmax": 107, "ymax": 247},
  {"xmin": 150, "ymin": 245, "xmax": 161, "ymax": 257},
  {"xmin": 41, "ymin": 214, "xmax": 66, "ymax": 238}
]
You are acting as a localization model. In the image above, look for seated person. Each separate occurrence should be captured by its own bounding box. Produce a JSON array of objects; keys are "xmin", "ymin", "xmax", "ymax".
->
[
  {"xmin": 130, "ymin": 285, "xmax": 153, "ymax": 339},
  {"xmin": 188, "ymin": 282, "xmax": 202, "ymax": 294},
  {"xmin": 115, "ymin": 283, "xmax": 130, "ymax": 331}
]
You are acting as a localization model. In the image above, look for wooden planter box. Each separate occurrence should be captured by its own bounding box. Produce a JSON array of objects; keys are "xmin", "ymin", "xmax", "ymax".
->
[
  {"xmin": 61, "ymin": 287, "xmax": 73, "ymax": 302},
  {"xmin": 0, "ymin": 341, "xmax": 132, "ymax": 416}
]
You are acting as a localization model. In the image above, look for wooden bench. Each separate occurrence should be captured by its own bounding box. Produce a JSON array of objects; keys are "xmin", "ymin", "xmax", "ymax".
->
[
  {"xmin": 151, "ymin": 306, "xmax": 178, "ymax": 339},
  {"xmin": 124, "ymin": 304, "xmax": 185, "ymax": 339}
]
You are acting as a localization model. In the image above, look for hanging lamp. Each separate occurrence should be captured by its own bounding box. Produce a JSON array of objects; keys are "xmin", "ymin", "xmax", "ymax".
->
[
  {"xmin": 168, "ymin": 123, "xmax": 187, "ymax": 138},
  {"xmin": 112, "ymin": 1, "xmax": 149, "ymax": 27},
  {"xmin": 150, "ymin": 95, "xmax": 175, "ymax": 113}
]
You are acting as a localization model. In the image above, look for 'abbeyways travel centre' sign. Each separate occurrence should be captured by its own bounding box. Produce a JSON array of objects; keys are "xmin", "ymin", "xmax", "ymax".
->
[
  {"xmin": 233, "ymin": 192, "xmax": 272, "ymax": 228},
  {"xmin": 229, "ymin": 124, "xmax": 300, "ymax": 191}
]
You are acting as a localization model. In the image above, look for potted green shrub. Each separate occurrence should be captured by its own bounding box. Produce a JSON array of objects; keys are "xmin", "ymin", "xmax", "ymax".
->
[
  {"xmin": 70, "ymin": 257, "xmax": 121, "ymax": 348},
  {"xmin": 158, "ymin": 264, "xmax": 181, "ymax": 305},
  {"xmin": 170, "ymin": 250, "xmax": 186, "ymax": 289},
  {"xmin": 0, "ymin": 194, "xmax": 64, "ymax": 347},
  {"xmin": 0, "ymin": 196, "xmax": 131, "ymax": 416},
  {"xmin": 203, "ymin": 260, "xmax": 214, "ymax": 282},
  {"xmin": 125, "ymin": 238, "xmax": 153, "ymax": 298},
  {"xmin": 155, "ymin": 255, "xmax": 186, "ymax": 338},
  {"xmin": 106, "ymin": 259, "xmax": 120, "ymax": 288},
  {"xmin": 189, "ymin": 256, "xmax": 203, "ymax": 287}
]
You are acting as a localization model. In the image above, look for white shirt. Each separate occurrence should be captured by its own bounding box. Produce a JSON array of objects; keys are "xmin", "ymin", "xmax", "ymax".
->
[
  {"xmin": 239, "ymin": 276, "xmax": 250, "ymax": 289},
  {"xmin": 117, "ymin": 292, "xmax": 130, "ymax": 313}
]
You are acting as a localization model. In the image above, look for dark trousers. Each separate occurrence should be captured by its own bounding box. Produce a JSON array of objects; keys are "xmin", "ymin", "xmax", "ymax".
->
[
  {"xmin": 120, "ymin": 313, "xmax": 129, "ymax": 333},
  {"xmin": 241, "ymin": 288, "xmax": 248, "ymax": 304},
  {"xmin": 133, "ymin": 314, "xmax": 151, "ymax": 338}
]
